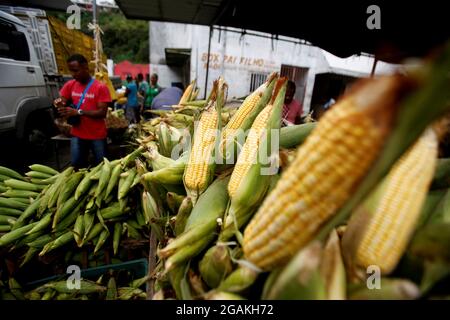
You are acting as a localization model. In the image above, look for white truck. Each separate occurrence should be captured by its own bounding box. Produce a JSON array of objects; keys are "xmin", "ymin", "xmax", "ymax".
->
[{"xmin": 0, "ymin": 8, "xmax": 63, "ymax": 154}]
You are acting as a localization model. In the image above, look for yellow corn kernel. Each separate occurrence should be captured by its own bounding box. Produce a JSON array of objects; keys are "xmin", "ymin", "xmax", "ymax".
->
[
  {"xmin": 228, "ymin": 104, "xmax": 273, "ymax": 198},
  {"xmin": 184, "ymin": 106, "xmax": 218, "ymax": 196},
  {"xmin": 243, "ymin": 75, "xmax": 404, "ymax": 270},
  {"xmin": 353, "ymin": 128, "xmax": 438, "ymax": 274},
  {"xmin": 221, "ymin": 93, "xmax": 262, "ymax": 150}
]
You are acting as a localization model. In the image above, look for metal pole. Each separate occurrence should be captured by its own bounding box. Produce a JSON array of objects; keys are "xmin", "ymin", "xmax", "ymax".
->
[
  {"xmin": 204, "ymin": 25, "xmax": 213, "ymax": 99},
  {"xmin": 370, "ymin": 57, "xmax": 378, "ymax": 77},
  {"xmin": 92, "ymin": 0, "xmax": 97, "ymax": 25}
]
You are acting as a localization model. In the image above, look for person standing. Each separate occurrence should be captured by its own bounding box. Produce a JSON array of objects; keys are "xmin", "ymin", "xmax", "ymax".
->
[
  {"xmin": 136, "ymin": 73, "xmax": 148, "ymax": 113},
  {"xmin": 53, "ymin": 54, "xmax": 111, "ymax": 169},
  {"xmin": 282, "ymin": 80, "xmax": 303, "ymax": 126},
  {"xmin": 143, "ymin": 73, "xmax": 163, "ymax": 118},
  {"xmin": 125, "ymin": 75, "xmax": 139, "ymax": 123}
]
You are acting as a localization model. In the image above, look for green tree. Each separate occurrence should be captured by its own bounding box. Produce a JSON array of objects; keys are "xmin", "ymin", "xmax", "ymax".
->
[{"xmin": 48, "ymin": 9, "xmax": 149, "ymax": 63}]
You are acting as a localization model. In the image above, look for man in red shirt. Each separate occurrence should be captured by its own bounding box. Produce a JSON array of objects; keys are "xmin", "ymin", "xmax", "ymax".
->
[
  {"xmin": 53, "ymin": 54, "xmax": 111, "ymax": 168},
  {"xmin": 282, "ymin": 80, "xmax": 303, "ymax": 126}
]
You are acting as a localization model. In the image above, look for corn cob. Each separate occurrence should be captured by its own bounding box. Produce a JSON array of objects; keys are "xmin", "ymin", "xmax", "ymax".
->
[
  {"xmin": 174, "ymin": 196, "xmax": 193, "ymax": 236},
  {"xmin": 25, "ymin": 171, "xmax": 53, "ymax": 179},
  {"xmin": 105, "ymin": 164, "xmax": 121, "ymax": 200},
  {"xmin": 57, "ymin": 172, "xmax": 84, "ymax": 209},
  {"xmin": 95, "ymin": 158, "xmax": 111, "ymax": 200},
  {"xmin": 0, "ymin": 197, "xmax": 28, "ymax": 210},
  {"xmin": 243, "ymin": 75, "xmax": 407, "ymax": 270},
  {"xmin": 0, "ymin": 215, "xmax": 16, "ymax": 225},
  {"xmin": 220, "ymin": 78, "xmax": 287, "ymax": 242},
  {"xmin": 342, "ymin": 127, "xmax": 438, "ymax": 276},
  {"xmin": 199, "ymin": 245, "xmax": 233, "ymax": 289},
  {"xmin": 183, "ymin": 78, "xmax": 226, "ymax": 204},
  {"xmin": 220, "ymin": 72, "xmax": 278, "ymax": 163},
  {"xmin": 3, "ymin": 179, "xmax": 44, "ymax": 193},
  {"xmin": 159, "ymin": 175, "xmax": 230, "ymax": 271},
  {"xmin": 178, "ymin": 79, "xmax": 196, "ymax": 105},
  {"xmin": 0, "ymin": 207, "xmax": 23, "ymax": 217},
  {"xmin": 2, "ymin": 190, "xmax": 39, "ymax": 199},
  {"xmin": 0, "ymin": 166, "xmax": 24, "ymax": 180},
  {"xmin": 118, "ymin": 168, "xmax": 137, "ymax": 199},
  {"xmin": 29, "ymin": 164, "xmax": 59, "ymax": 176},
  {"xmin": 0, "ymin": 222, "xmax": 38, "ymax": 246}
]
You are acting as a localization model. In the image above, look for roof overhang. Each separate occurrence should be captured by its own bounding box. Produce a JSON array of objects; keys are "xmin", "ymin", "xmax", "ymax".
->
[
  {"xmin": 0, "ymin": 0, "xmax": 73, "ymax": 12},
  {"xmin": 116, "ymin": 0, "xmax": 449, "ymax": 63}
]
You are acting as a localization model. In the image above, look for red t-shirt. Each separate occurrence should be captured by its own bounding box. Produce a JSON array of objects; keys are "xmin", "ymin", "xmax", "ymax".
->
[{"xmin": 60, "ymin": 79, "xmax": 111, "ymax": 140}]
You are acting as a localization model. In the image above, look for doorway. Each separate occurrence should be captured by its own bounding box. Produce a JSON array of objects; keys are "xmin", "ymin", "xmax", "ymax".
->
[{"xmin": 280, "ymin": 65, "xmax": 309, "ymax": 106}]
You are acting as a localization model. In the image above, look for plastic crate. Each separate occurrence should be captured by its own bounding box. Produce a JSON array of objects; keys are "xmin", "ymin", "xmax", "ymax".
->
[{"xmin": 24, "ymin": 258, "xmax": 148, "ymax": 290}]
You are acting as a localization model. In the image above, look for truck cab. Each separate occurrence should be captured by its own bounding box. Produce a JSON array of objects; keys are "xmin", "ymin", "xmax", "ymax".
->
[{"xmin": 0, "ymin": 10, "xmax": 57, "ymax": 153}]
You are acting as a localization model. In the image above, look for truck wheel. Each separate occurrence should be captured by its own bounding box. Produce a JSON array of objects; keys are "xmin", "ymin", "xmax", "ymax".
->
[{"xmin": 24, "ymin": 111, "xmax": 56, "ymax": 158}]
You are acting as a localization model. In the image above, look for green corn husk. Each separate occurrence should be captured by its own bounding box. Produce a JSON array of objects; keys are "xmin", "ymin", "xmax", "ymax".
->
[
  {"xmin": 431, "ymin": 158, "xmax": 450, "ymax": 189},
  {"xmin": 0, "ymin": 222, "xmax": 38, "ymax": 246},
  {"xmin": 29, "ymin": 164, "xmax": 59, "ymax": 176},
  {"xmin": 113, "ymin": 222, "xmax": 122, "ymax": 256},
  {"xmin": 106, "ymin": 276, "xmax": 117, "ymax": 300},
  {"xmin": 199, "ymin": 245, "xmax": 233, "ymax": 289},
  {"xmin": 166, "ymin": 192, "xmax": 185, "ymax": 214},
  {"xmin": 57, "ymin": 171, "xmax": 84, "ymax": 209},
  {"xmin": 0, "ymin": 166, "xmax": 23, "ymax": 181},
  {"xmin": 204, "ymin": 291, "xmax": 246, "ymax": 300},
  {"xmin": 43, "ymin": 279, "xmax": 106, "ymax": 295},
  {"xmin": 220, "ymin": 78, "xmax": 287, "ymax": 243},
  {"xmin": 95, "ymin": 158, "xmax": 111, "ymax": 200},
  {"xmin": 174, "ymin": 196, "xmax": 193, "ymax": 236},
  {"xmin": 159, "ymin": 175, "xmax": 230, "ymax": 261},
  {"xmin": 73, "ymin": 214, "xmax": 84, "ymax": 247},
  {"xmin": 262, "ymin": 241, "xmax": 325, "ymax": 300},
  {"xmin": 105, "ymin": 164, "xmax": 122, "ymax": 199},
  {"xmin": 94, "ymin": 229, "xmax": 109, "ymax": 254},
  {"xmin": 217, "ymin": 265, "xmax": 260, "ymax": 294},
  {"xmin": 348, "ymin": 278, "xmax": 420, "ymax": 300},
  {"xmin": 118, "ymin": 168, "xmax": 137, "ymax": 199},
  {"xmin": 279, "ymin": 122, "xmax": 317, "ymax": 149}
]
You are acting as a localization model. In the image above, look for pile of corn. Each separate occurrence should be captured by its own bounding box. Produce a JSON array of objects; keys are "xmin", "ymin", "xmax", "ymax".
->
[
  {"xmin": 106, "ymin": 108, "xmax": 128, "ymax": 129},
  {"xmin": 0, "ymin": 272, "xmax": 149, "ymax": 300},
  {"xmin": 1, "ymin": 43, "xmax": 450, "ymax": 300}
]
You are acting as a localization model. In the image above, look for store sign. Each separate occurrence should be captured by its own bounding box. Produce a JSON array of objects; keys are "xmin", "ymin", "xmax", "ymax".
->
[{"xmin": 201, "ymin": 52, "xmax": 275, "ymax": 71}]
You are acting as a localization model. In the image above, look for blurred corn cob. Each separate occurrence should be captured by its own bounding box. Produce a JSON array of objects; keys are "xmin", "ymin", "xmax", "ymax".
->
[
  {"xmin": 243, "ymin": 74, "xmax": 409, "ymax": 270},
  {"xmin": 342, "ymin": 126, "xmax": 439, "ymax": 279}
]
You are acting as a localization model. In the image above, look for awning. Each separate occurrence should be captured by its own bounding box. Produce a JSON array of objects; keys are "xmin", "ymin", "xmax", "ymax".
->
[
  {"xmin": 320, "ymin": 50, "xmax": 399, "ymax": 78},
  {"xmin": 116, "ymin": 0, "xmax": 449, "ymax": 63},
  {"xmin": 0, "ymin": 0, "xmax": 73, "ymax": 11}
]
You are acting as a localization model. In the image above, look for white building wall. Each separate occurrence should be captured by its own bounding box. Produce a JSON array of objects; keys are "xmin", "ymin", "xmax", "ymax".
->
[{"xmin": 149, "ymin": 21, "xmax": 398, "ymax": 114}]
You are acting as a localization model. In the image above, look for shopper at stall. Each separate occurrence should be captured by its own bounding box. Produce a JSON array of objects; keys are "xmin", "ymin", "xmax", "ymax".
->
[
  {"xmin": 282, "ymin": 80, "xmax": 303, "ymax": 126},
  {"xmin": 151, "ymin": 85, "xmax": 183, "ymax": 111},
  {"xmin": 53, "ymin": 54, "xmax": 111, "ymax": 169},
  {"xmin": 136, "ymin": 73, "xmax": 148, "ymax": 112},
  {"xmin": 143, "ymin": 73, "xmax": 163, "ymax": 118},
  {"xmin": 125, "ymin": 74, "xmax": 140, "ymax": 123}
]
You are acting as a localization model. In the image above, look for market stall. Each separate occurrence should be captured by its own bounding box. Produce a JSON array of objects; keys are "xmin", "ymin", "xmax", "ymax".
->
[{"xmin": 0, "ymin": 0, "xmax": 449, "ymax": 301}]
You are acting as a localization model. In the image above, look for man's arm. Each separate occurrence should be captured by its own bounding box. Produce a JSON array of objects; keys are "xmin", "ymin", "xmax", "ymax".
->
[{"xmin": 58, "ymin": 102, "xmax": 108, "ymax": 119}]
